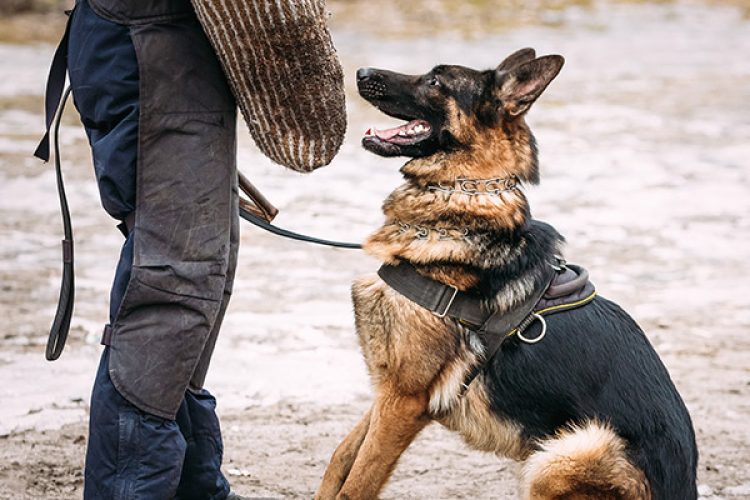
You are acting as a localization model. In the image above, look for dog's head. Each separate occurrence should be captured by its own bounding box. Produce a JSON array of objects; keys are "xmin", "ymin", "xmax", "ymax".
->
[{"xmin": 357, "ymin": 48, "xmax": 564, "ymax": 180}]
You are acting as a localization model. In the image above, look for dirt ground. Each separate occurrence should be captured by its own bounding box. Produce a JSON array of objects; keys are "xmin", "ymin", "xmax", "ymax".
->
[{"xmin": 1, "ymin": 1, "xmax": 749, "ymax": 499}]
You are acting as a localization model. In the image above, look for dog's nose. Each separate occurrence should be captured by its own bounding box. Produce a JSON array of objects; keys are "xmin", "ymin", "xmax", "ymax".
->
[{"xmin": 357, "ymin": 67, "xmax": 375, "ymax": 82}]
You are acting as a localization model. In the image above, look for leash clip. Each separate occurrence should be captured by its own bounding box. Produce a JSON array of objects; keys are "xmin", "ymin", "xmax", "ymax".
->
[{"xmin": 433, "ymin": 284, "xmax": 459, "ymax": 318}]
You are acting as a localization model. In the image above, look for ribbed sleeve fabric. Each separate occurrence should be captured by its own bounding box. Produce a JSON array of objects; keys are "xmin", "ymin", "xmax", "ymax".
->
[{"xmin": 192, "ymin": 0, "xmax": 347, "ymax": 172}]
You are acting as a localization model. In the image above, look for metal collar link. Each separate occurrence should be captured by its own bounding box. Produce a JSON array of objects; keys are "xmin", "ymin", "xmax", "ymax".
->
[
  {"xmin": 394, "ymin": 220, "xmax": 469, "ymax": 241},
  {"xmin": 428, "ymin": 176, "xmax": 520, "ymax": 196}
]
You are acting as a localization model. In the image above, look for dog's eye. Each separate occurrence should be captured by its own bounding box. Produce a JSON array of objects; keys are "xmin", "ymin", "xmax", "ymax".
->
[{"xmin": 427, "ymin": 76, "xmax": 441, "ymax": 87}]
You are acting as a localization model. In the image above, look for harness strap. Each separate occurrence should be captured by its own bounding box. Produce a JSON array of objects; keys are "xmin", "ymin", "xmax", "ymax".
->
[
  {"xmin": 376, "ymin": 259, "xmax": 598, "ymax": 359},
  {"xmin": 377, "ymin": 261, "xmax": 557, "ymax": 339},
  {"xmin": 377, "ymin": 260, "xmax": 598, "ymax": 399},
  {"xmin": 544, "ymin": 265, "xmax": 590, "ymax": 300},
  {"xmin": 377, "ymin": 262, "xmax": 492, "ymax": 324},
  {"xmin": 479, "ymin": 270, "xmax": 555, "ymax": 361}
]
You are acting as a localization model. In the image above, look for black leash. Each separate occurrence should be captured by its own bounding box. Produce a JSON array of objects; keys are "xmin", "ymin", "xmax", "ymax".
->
[
  {"xmin": 238, "ymin": 207, "xmax": 362, "ymax": 249},
  {"xmin": 34, "ymin": 9, "xmax": 74, "ymax": 361},
  {"xmin": 43, "ymin": 86, "xmax": 75, "ymax": 361}
]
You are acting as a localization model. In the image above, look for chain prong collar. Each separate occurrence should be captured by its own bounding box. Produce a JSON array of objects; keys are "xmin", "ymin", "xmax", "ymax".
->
[
  {"xmin": 428, "ymin": 176, "xmax": 519, "ymax": 196},
  {"xmin": 394, "ymin": 219, "xmax": 469, "ymax": 242}
]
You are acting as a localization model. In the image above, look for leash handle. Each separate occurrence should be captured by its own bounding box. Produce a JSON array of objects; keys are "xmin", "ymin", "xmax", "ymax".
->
[{"xmin": 238, "ymin": 171, "xmax": 278, "ymax": 222}]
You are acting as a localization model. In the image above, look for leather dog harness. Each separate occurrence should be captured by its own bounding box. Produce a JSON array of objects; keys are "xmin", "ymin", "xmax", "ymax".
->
[{"xmin": 377, "ymin": 259, "xmax": 596, "ymax": 366}]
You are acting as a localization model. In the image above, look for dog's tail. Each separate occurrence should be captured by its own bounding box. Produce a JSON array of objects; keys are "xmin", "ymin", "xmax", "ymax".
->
[{"xmin": 520, "ymin": 421, "xmax": 651, "ymax": 500}]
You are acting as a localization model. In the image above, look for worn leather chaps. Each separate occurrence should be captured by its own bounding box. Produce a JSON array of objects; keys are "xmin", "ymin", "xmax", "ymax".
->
[{"xmin": 88, "ymin": 0, "xmax": 239, "ymax": 419}]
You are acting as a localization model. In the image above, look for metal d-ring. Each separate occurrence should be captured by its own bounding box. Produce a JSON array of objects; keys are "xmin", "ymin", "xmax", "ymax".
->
[{"xmin": 516, "ymin": 313, "xmax": 547, "ymax": 344}]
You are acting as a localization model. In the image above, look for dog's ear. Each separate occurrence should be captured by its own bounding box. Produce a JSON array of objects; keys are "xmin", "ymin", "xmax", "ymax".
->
[
  {"xmin": 497, "ymin": 48, "xmax": 536, "ymax": 72},
  {"xmin": 495, "ymin": 55, "xmax": 564, "ymax": 117}
]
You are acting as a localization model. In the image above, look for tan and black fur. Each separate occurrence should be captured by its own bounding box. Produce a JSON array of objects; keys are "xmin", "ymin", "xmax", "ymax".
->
[{"xmin": 316, "ymin": 49, "xmax": 697, "ymax": 499}]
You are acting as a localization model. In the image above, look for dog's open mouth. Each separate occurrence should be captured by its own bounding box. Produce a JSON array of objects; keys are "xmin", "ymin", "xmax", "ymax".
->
[
  {"xmin": 362, "ymin": 119, "xmax": 434, "ymax": 156},
  {"xmin": 364, "ymin": 119, "xmax": 432, "ymax": 146}
]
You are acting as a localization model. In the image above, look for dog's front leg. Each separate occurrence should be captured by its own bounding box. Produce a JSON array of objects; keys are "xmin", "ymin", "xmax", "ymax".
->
[
  {"xmin": 336, "ymin": 391, "xmax": 429, "ymax": 500},
  {"xmin": 316, "ymin": 407, "xmax": 373, "ymax": 500}
]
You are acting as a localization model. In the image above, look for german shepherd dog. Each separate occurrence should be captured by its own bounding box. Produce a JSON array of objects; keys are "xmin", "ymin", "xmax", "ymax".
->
[{"xmin": 316, "ymin": 49, "xmax": 698, "ymax": 499}]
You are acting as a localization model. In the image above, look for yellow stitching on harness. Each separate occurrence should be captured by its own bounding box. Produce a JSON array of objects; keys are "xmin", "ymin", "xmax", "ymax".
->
[
  {"xmin": 533, "ymin": 291, "xmax": 597, "ymax": 316},
  {"xmin": 504, "ymin": 291, "xmax": 597, "ymax": 338}
]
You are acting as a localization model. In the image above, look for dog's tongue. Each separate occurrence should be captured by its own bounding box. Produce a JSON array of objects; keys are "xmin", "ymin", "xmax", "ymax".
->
[
  {"xmin": 365, "ymin": 120, "xmax": 421, "ymax": 141},
  {"xmin": 374, "ymin": 126, "xmax": 401, "ymax": 140}
]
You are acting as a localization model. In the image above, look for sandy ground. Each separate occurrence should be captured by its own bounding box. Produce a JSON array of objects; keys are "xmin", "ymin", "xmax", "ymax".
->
[{"xmin": 1, "ymin": 1, "xmax": 749, "ymax": 498}]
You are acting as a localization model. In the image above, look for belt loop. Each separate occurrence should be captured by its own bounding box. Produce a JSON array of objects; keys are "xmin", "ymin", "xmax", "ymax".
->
[
  {"xmin": 116, "ymin": 212, "xmax": 136, "ymax": 238},
  {"xmin": 101, "ymin": 324, "xmax": 113, "ymax": 346}
]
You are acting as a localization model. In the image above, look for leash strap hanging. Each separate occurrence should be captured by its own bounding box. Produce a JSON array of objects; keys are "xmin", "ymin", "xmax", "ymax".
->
[
  {"xmin": 45, "ymin": 86, "xmax": 75, "ymax": 361},
  {"xmin": 34, "ymin": 10, "xmax": 75, "ymax": 361}
]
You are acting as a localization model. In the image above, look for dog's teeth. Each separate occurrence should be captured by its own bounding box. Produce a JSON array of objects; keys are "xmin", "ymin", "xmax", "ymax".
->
[
  {"xmin": 407, "ymin": 129, "xmax": 417, "ymax": 136},
  {"xmin": 398, "ymin": 131, "xmax": 407, "ymax": 136},
  {"xmin": 414, "ymin": 125, "xmax": 424, "ymax": 133}
]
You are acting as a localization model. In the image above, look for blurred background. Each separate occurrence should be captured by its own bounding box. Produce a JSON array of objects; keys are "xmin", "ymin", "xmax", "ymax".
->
[{"xmin": 1, "ymin": 0, "xmax": 749, "ymax": 498}]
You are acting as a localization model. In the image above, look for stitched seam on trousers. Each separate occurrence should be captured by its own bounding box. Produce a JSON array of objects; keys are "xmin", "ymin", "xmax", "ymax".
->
[{"xmin": 115, "ymin": 409, "xmax": 138, "ymax": 500}]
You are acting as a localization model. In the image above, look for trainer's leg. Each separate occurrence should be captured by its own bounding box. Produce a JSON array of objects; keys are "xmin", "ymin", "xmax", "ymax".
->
[
  {"xmin": 70, "ymin": 0, "xmax": 191, "ymax": 496},
  {"xmin": 175, "ymin": 388, "xmax": 230, "ymax": 500},
  {"xmin": 67, "ymin": 0, "xmax": 139, "ymax": 223},
  {"xmin": 84, "ymin": 348, "xmax": 188, "ymax": 499},
  {"xmin": 176, "ymin": 179, "xmax": 238, "ymax": 499}
]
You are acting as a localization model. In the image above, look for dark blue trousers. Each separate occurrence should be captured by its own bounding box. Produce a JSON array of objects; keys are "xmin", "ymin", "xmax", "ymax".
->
[
  {"xmin": 69, "ymin": 1, "xmax": 230, "ymax": 498},
  {"xmin": 86, "ymin": 349, "xmax": 230, "ymax": 500}
]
